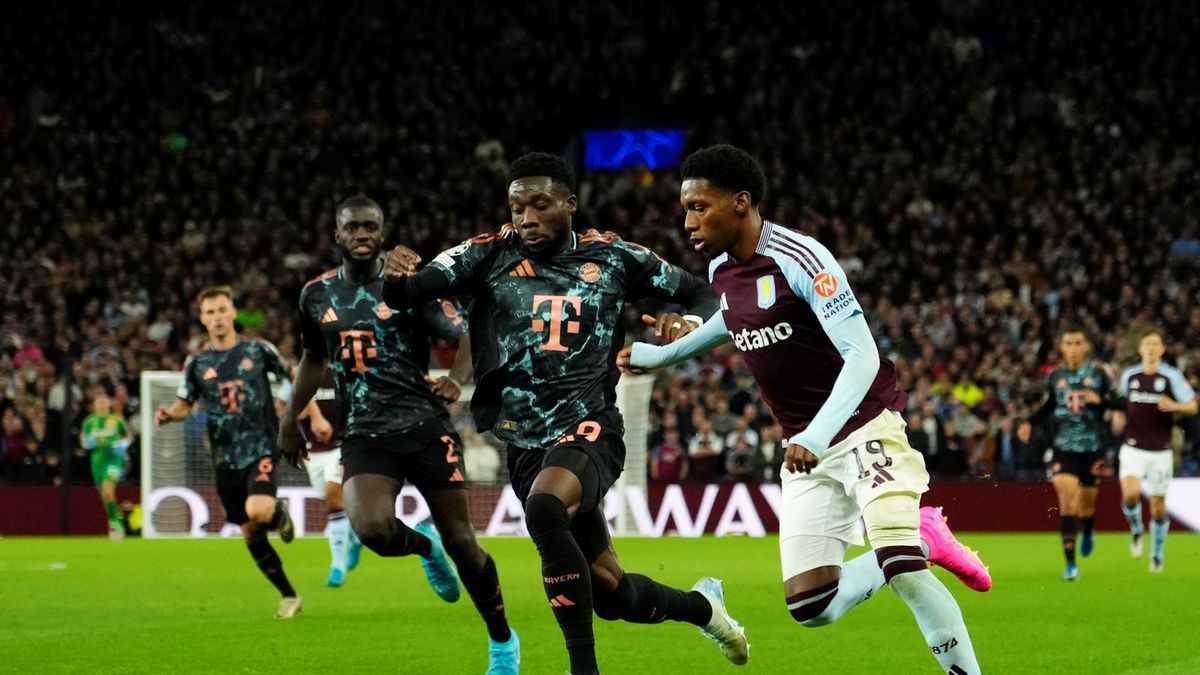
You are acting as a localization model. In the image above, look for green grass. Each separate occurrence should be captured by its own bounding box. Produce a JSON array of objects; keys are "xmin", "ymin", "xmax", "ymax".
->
[{"xmin": 1, "ymin": 533, "xmax": 1197, "ymax": 673}]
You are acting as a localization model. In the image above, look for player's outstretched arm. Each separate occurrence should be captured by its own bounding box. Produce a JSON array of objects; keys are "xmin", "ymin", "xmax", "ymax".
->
[
  {"xmin": 277, "ymin": 350, "xmax": 326, "ymax": 467},
  {"xmin": 619, "ymin": 313, "xmax": 732, "ymax": 374},
  {"xmin": 153, "ymin": 399, "xmax": 190, "ymax": 426},
  {"xmin": 382, "ymin": 245, "xmax": 458, "ymax": 310},
  {"xmin": 786, "ymin": 313, "xmax": 880, "ymax": 459}
]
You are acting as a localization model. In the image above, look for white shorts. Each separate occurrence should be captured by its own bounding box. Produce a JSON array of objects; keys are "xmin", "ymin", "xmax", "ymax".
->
[
  {"xmin": 305, "ymin": 448, "xmax": 344, "ymax": 500},
  {"xmin": 1118, "ymin": 445, "xmax": 1173, "ymax": 496},
  {"xmin": 779, "ymin": 410, "xmax": 930, "ymax": 579}
]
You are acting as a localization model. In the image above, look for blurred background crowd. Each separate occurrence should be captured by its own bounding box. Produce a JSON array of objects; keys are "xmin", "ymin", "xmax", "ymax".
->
[{"xmin": 3, "ymin": 0, "xmax": 1199, "ymax": 486}]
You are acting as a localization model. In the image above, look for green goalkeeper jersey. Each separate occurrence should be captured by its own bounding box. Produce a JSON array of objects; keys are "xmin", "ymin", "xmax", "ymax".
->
[{"xmin": 82, "ymin": 413, "xmax": 129, "ymax": 457}]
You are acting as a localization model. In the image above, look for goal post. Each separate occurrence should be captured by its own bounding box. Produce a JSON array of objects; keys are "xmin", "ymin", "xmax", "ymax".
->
[{"xmin": 139, "ymin": 369, "xmax": 655, "ymax": 538}]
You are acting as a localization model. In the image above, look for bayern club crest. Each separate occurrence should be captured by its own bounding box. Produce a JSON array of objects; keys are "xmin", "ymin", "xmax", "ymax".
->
[
  {"xmin": 579, "ymin": 262, "xmax": 601, "ymax": 283},
  {"xmin": 241, "ymin": 357, "xmax": 254, "ymax": 371}
]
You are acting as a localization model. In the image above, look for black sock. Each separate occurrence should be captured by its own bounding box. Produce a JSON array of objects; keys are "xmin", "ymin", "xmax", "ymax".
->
[
  {"xmin": 1061, "ymin": 515, "xmax": 1078, "ymax": 566},
  {"xmin": 593, "ymin": 573, "xmax": 713, "ymax": 626},
  {"xmin": 1081, "ymin": 516, "xmax": 1094, "ymax": 537},
  {"xmin": 526, "ymin": 493, "xmax": 596, "ymax": 675},
  {"xmin": 459, "ymin": 554, "xmax": 512, "ymax": 642},
  {"xmin": 360, "ymin": 518, "xmax": 432, "ymax": 557},
  {"xmin": 247, "ymin": 538, "xmax": 296, "ymax": 597}
]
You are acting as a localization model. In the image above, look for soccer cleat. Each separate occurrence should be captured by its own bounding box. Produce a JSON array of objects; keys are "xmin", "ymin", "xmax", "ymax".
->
[
  {"xmin": 276, "ymin": 501, "xmax": 296, "ymax": 544},
  {"xmin": 1130, "ymin": 533, "xmax": 1144, "ymax": 559},
  {"xmin": 486, "ymin": 629, "xmax": 520, "ymax": 675},
  {"xmin": 692, "ymin": 577, "xmax": 749, "ymax": 666},
  {"xmin": 1080, "ymin": 531, "xmax": 1094, "ymax": 557},
  {"xmin": 1149, "ymin": 558, "xmax": 1163, "ymax": 573},
  {"xmin": 325, "ymin": 567, "xmax": 347, "ymax": 588},
  {"xmin": 415, "ymin": 521, "xmax": 461, "ymax": 603},
  {"xmin": 108, "ymin": 525, "xmax": 125, "ymax": 541},
  {"xmin": 1063, "ymin": 563, "xmax": 1079, "ymax": 581},
  {"xmin": 919, "ymin": 506, "xmax": 992, "ymax": 592},
  {"xmin": 276, "ymin": 596, "xmax": 303, "ymax": 619},
  {"xmin": 347, "ymin": 529, "xmax": 363, "ymax": 571}
]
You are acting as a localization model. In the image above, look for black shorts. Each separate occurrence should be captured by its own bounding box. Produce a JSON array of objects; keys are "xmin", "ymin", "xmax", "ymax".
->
[
  {"xmin": 341, "ymin": 417, "xmax": 466, "ymax": 492},
  {"xmin": 507, "ymin": 410, "xmax": 626, "ymax": 515},
  {"xmin": 216, "ymin": 455, "xmax": 279, "ymax": 525},
  {"xmin": 1051, "ymin": 450, "xmax": 1104, "ymax": 487}
]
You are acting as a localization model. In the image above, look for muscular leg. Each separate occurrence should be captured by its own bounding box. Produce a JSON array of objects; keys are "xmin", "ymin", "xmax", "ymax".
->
[
  {"xmin": 580, "ymin": 507, "xmax": 711, "ymax": 627},
  {"xmin": 1052, "ymin": 473, "xmax": 1081, "ymax": 568},
  {"xmin": 524, "ymin": 467, "xmax": 598, "ymax": 674},
  {"xmin": 242, "ymin": 495, "xmax": 296, "ymax": 598},
  {"xmin": 1077, "ymin": 484, "xmax": 1100, "ymax": 550},
  {"xmin": 424, "ymin": 488, "xmax": 512, "ymax": 642},
  {"xmin": 344, "ymin": 474, "xmax": 431, "ymax": 557},
  {"xmin": 866, "ymin": 494, "xmax": 979, "ymax": 674},
  {"xmin": 783, "ymin": 540, "xmax": 882, "ymax": 627}
]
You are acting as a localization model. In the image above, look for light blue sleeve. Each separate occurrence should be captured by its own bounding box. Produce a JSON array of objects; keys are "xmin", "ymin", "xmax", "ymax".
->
[
  {"xmin": 1165, "ymin": 366, "xmax": 1196, "ymax": 403},
  {"xmin": 628, "ymin": 313, "xmax": 732, "ymax": 370},
  {"xmin": 786, "ymin": 312, "xmax": 880, "ymax": 457},
  {"xmin": 1119, "ymin": 367, "xmax": 1136, "ymax": 397}
]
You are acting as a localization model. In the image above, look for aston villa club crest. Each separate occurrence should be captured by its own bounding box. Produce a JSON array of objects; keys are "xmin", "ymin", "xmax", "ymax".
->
[
  {"xmin": 756, "ymin": 275, "xmax": 776, "ymax": 309},
  {"xmin": 1155, "ymin": 377, "xmax": 1166, "ymax": 392},
  {"xmin": 579, "ymin": 262, "xmax": 601, "ymax": 283},
  {"xmin": 1131, "ymin": 380, "xmax": 1141, "ymax": 389}
]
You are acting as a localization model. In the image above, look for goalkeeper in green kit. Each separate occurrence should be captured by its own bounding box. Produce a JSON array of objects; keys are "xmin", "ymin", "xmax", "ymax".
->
[{"xmin": 81, "ymin": 390, "xmax": 132, "ymax": 539}]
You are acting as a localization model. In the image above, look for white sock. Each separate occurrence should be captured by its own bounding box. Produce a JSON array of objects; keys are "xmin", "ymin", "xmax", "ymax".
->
[
  {"xmin": 890, "ymin": 569, "xmax": 980, "ymax": 674},
  {"xmin": 798, "ymin": 551, "xmax": 886, "ymax": 626},
  {"xmin": 328, "ymin": 511, "xmax": 350, "ymax": 572}
]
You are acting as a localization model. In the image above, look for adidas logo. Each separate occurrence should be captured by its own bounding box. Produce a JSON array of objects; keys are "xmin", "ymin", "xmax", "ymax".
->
[
  {"xmin": 548, "ymin": 594, "xmax": 576, "ymax": 608},
  {"xmin": 870, "ymin": 468, "xmax": 895, "ymax": 488},
  {"xmin": 508, "ymin": 260, "xmax": 536, "ymax": 277},
  {"xmin": 202, "ymin": 367, "xmax": 218, "ymax": 380},
  {"xmin": 321, "ymin": 308, "xmax": 338, "ymax": 324}
]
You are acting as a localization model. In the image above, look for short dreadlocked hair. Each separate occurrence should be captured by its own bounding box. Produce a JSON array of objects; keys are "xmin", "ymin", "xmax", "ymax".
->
[{"xmin": 680, "ymin": 144, "xmax": 767, "ymax": 205}]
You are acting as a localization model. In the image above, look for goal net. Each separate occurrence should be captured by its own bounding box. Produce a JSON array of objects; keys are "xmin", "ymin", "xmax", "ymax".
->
[{"xmin": 139, "ymin": 370, "xmax": 654, "ymax": 538}]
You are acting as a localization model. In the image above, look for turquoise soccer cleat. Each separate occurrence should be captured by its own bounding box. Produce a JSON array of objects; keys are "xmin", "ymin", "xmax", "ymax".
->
[
  {"xmin": 487, "ymin": 629, "xmax": 520, "ymax": 674},
  {"xmin": 414, "ymin": 521, "xmax": 461, "ymax": 602}
]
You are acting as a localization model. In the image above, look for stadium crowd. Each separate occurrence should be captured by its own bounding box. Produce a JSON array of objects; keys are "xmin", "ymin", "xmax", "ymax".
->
[{"xmin": 3, "ymin": 1, "xmax": 1199, "ymax": 486}]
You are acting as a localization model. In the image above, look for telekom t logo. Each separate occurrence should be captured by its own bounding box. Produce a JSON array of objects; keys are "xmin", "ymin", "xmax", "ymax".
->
[
  {"xmin": 339, "ymin": 330, "xmax": 378, "ymax": 372},
  {"xmin": 531, "ymin": 295, "xmax": 582, "ymax": 352}
]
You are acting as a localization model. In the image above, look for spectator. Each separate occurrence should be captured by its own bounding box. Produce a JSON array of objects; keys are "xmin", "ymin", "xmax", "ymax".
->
[
  {"xmin": 687, "ymin": 419, "xmax": 724, "ymax": 483},
  {"xmin": 650, "ymin": 429, "xmax": 689, "ymax": 483}
]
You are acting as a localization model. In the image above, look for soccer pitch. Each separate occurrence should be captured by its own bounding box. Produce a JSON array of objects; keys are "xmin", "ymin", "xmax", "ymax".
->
[{"xmin": 3, "ymin": 534, "xmax": 1197, "ymax": 674}]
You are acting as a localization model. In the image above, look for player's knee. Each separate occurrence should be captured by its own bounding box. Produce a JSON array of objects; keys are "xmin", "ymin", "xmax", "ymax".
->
[
  {"xmin": 352, "ymin": 517, "xmax": 394, "ymax": 552},
  {"xmin": 592, "ymin": 575, "xmax": 635, "ymax": 622},
  {"xmin": 525, "ymin": 493, "xmax": 570, "ymax": 539},
  {"xmin": 439, "ymin": 527, "xmax": 479, "ymax": 562},
  {"xmin": 786, "ymin": 579, "xmax": 839, "ymax": 626}
]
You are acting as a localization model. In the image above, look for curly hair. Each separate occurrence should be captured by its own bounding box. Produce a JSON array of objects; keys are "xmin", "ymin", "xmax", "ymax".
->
[
  {"xmin": 508, "ymin": 152, "xmax": 576, "ymax": 192},
  {"xmin": 680, "ymin": 144, "xmax": 767, "ymax": 205}
]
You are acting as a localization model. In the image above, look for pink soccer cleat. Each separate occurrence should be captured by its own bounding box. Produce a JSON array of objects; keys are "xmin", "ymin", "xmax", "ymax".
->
[{"xmin": 919, "ymin": 506, "xmax": 992, "ymax": 592}]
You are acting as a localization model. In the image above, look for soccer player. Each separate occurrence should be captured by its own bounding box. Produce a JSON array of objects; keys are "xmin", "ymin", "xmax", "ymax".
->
[
  {"xmin": 383, "ymin": 153, "xmax": 748, "ymax": 675},
  {"xmin": 279, "ymin": 368, "xmax": 364, "ymax": 587},
  {"xmin": 154, "ymin": 286, "xmax": 301, "ymax": 618},
  {"xmin": 1117, "ymin": 330, "xmax": 1196, "ymax": 572},
  {"xmin": 621, "ymin": 144, "xmax": 989, "ymax": 674},
  {"xmin": 278, "ymin": 195, "xmax": 519, "ymax": 673},
  {"xmin": 1039, "ymin": 328, "xmax": 1124, "ymax": 580},
  {"xmin": 81, "ymin": 389, "xmax": 133, "ymax": 539}
]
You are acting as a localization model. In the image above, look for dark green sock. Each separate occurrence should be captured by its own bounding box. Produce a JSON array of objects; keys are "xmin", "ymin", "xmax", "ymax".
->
[{"xmin": 104, "ymin": 500, "xmax": 120, "ymax": 524}]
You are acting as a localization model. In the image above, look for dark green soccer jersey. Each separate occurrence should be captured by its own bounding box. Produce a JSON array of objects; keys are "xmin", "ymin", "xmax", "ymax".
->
[
  {"xmin": 179, "ymin": 337, "xmax": 290, "ymax": 469},
  {"xmin": 1047, "ymin": 362, "xmax": 1120, "ymax": 453},
  {"xmin": 386, "ymin": 226, "xmax": 718, "ymax": 448},
  {"xmin": 298, "ymin": 265, "xmax": 468, "ymax": 439}
]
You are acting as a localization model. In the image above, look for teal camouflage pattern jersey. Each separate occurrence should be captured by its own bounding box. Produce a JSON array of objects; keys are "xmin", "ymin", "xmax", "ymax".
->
[
  {"xmin": 299, "ymin": 265, "xmax": 468, "ymax": 439},
  {"xmin": 391, "ymin": 226, "xmax": 717, "ymax": 449},
  {"xmin": 179, "ymin": 337, "xmax": 290, "ymax": 469},
  {"xmin": 1046, "ymin": 362, "xmax": 1119, "ymax": 453}
]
